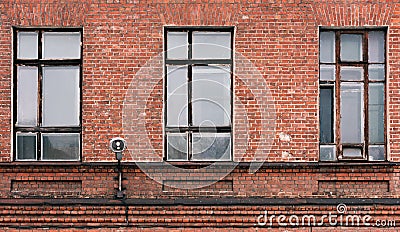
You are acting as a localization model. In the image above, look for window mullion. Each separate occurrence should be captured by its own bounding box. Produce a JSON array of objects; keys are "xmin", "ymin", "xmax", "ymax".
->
[
  {"xmin": 12, "ymin": 30, "xmax": 17, "ymax": 161},
  {"xmin": 37, "ymin": 66, "xmax": 43, "ymax": 160},
  {"xmin": 335, "ymin": 31, "xmax": 341, "ymax": 160},
  {"xmin": 188, "ymin": 65, "xmax": 193, "ymax": 160},
  {"xmin": 188, "ymin": 65, "xmax": 193, "ymax": 127},
  {"xmin": 188, "ymin": 30, "xmax": 193, "ymax": 60},
  {"xmin": 38, "ymin": 31, "xmax": 43, "ymax": 60},
  {"xmin": 188, "ymin": 30, "xmax": 193, "ymax": 160},
  {"xmin": 187, "ymin": 30, "xmax": 193, "ymax": 160},
  {"xmin": 188, "ymin": 131, "xmax": 192, "ymax": 161},
  {"xmin": 363, "ymin": 63, "xmax": 369, "ymax": 160},
  {"xmin": 384, "ymin": 31, "xmax": 388, "ymax": 160},
  {"xmin": 37, "ymin": 31, "xmax": 43, "ymax": 161},
  {"xmin": 364, "ymin": 32, "xmax": 369, "ymax": 160}
]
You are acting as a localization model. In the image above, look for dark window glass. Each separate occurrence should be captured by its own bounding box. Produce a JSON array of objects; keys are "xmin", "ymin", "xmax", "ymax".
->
[
  {"xmin": 16, "ymin": 133, "xmax": 37, "ymax": 160},
  {"xmin": 191, "ymin": 133, "xmax": 231, "ymax": 161},
  {"xmin": 42, "ymin": 134, "xmax": 80, "ymax": 160},
  {"xmin": 320, "ymin": 87, "xmax": 334, "ymax": 143},
  {"xmin": 167, "ymin": 133, "xmax": 188, "ymax": 161}
]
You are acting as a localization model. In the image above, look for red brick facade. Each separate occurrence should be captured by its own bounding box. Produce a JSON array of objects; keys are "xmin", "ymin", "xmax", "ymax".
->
[{"xmin": 0, "ymin": 0, "xmax": 400, "ymax": 230}]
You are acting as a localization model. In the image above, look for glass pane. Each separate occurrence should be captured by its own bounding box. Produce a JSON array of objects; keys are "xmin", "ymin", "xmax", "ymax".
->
[
  {"xmin": 192, "ymin": 66, "xmax": 231, "ymax": 126},
  {"xmin": 340, "ymin": 83, "xmax": 364, "ymax": 143},
  {"xmin": 368, "ymin": 145, "xmax": 385, "ymax": 161},
  {"xmin": 17, "ymin": 32, "xmax": 38, "ymax": 59},
  {"xmin": 42, "ymin": 66, "xmax": 80, "ymax": 126},
  {"xmin": 16, "ymin": 133, "xmax": 37, "ymax": 160},
  {"xmin": 192, "ymin": 32, "xmax": 231, "ymax": 59},
  {"xmin": 167, "ymin": 66, "xmax": 188, "ymax": 126},
  {"xmin": 340, "ymin": 66, "xmax": 364, "ymax": 81},
  {"xmin": 368, "ymin": 31, "xmax": 385, "ymax": 63},
  {"xmin": 167, "ymin": 133, "xmax": 188, "ymax": 160},
  {"xmin": 369, "ymin": 83, "xmax": 384, "ymax": 143},
  {"xmin": 341, "ymin": 34, "xmax": 363, "ymax": 62},
  {"xmin": 42, "ymin": 133, "xmax": 80, "ymax": 160},
  {"xmin": 167, "ymin": 32, "xmax": 188, "ymax": 59},
  {"xmin": 320, "ymin": 65, "xmax": 335, "ymax": 81},
  {"xmin": 192, "ymin": 133, "xmax": 231, "ymax": 161},
  {"xmin": 320, "ymin": 31, "xmax": 335, "ymax": 63},
  {"xmin": 17, "ymin": 66, "xmax": 38, "ymax": 126},
  {"xmin": 320, "ymin": 86, "xmax": 334, "ymax": 143},
  {"xmin": 320, "ymin": 145, "xmax": 336, "ymax": 161},
  {"xmin": 369, "ymin": 64, "xmax": 385, "ymax": 81},
  {"xmin": 43, "ymin": 32, "xmax": 81, "ymax": 59},
  {"xmin": 343, "ymin": 148, "xmax": 362, "ymax": 158},
  {"xmin": 167, "ymin": 96, "xmax": 188, "ymax": 127}
]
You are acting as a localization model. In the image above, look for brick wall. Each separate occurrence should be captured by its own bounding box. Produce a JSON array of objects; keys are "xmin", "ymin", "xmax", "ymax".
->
[{"xmin": 0, "ymin": 0, "xmax": 400, "ymax": 230}]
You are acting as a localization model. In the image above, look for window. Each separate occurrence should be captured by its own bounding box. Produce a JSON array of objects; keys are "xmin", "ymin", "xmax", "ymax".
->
[
  {"xmin": 164, "ymin": 27, "xmax": 233, "ymax": 161},
  {"xmin": 13, "ymin": 28, "xmax": 82, "ymax": 161},
  {"xmin": 319, "ymin": 28, "xmax": 386, "ymax": 161}
]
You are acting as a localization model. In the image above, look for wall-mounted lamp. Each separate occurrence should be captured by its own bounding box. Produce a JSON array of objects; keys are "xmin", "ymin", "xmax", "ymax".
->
[{"xmin": 110, "ymin": 137, "xmax": 126, "ymax": 199}]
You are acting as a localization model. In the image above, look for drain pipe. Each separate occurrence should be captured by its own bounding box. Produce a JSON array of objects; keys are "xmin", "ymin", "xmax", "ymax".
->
[{"xmin": 116, "ymin": 157, "xmax": 124, "ymax": 198}]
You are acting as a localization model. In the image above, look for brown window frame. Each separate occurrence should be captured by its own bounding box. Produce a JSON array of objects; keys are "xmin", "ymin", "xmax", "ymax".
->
[{"xmin": 319, "ymin": 27, "xmax": 387, "ymax": 162}]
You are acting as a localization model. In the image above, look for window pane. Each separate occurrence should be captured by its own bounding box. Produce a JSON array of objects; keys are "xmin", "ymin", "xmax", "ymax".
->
[
  {"xmin": 167, "ymin": 133, "xmax": 188, "ymax": 160},
  {"xmin": 320, "ymin": 145, "xmax": 336, "ymax": 161},
  {"xmin": 43, "ymin": 32, "xmax": 81, "ymax": 59},
  {"xmin": 192, "ymin": 66, "xmax": 231, "ymax": 126},
  {"xmin": 192, "ymin": 32, "xmax": 231, "ymax": 59},
  {"xmin": 343, "ymin": 148, "xmax": 362, "ymax": 158},
  {"xmin": 320, "ymin": 65, "xmax": 335, "ymax": 81},
  {"xmin": 368, "ymin": 31, "xmax": 385, "ymax": 63},
  {"xmin": 369, "ymin": 64, "xmax": 385, "ymax": 81},
  {"xmin": 340, "ymin": 83, "xmax": 364, "ymax": 143},
  {"xmin": 42, "ymin": 133, "xmax": 80, "ymax": 160},
  {"xmin": 42, "ymin": 66, "xmax": 80, "ymax": 126},
  {"xmin": 192, "ymin": 133, "xmax": 231, "ymax": 161},
  {"xmin": 17, "ymin": 32, "xmax": 38, "ymax": 59},
  {"xmin": 340, "ymin": 66, "xmax": 364, "ymax": 81},
  {"xmin": 167, "ymin": 32, "xmax": 188, "ymax": 59},
  {"xmin": 341, "ymin": 34, "xmax": 363, "ymax": 62},
  {"xmin": 369, "ymin": 83, "xmax": 384, "ymax": 143},
  {"xmin": 319, "ymin": 31, "xmax": 335, "ymax": 63},
  {"xmin": 320, "ymin": 86, "xmax": 334, "ymax": 143},
  {"xmin": 368, "ymin": 145, "xmax": 385, "ymax": 161},
  {"xmin": 16, "ymin": 133, "xmax": 37, "ymax": 160},
  {"xmin": 17, "ymin": 66, "xmax": 38, "ymax": 126},
  {"xmin": 167, "ymin": 66, "xmax": 188, "ymax": 126}
]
